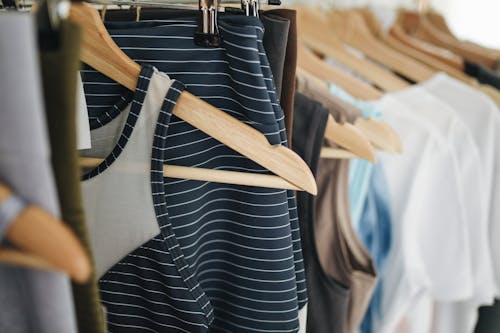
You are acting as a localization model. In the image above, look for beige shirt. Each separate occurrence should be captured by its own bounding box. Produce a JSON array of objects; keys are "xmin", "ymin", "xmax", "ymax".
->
[{"xmin": 315, "ymin": 157, "xmax": 377, "ymax": 333}]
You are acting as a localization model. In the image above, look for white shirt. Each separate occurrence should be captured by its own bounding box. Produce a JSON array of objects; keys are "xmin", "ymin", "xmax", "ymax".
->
[
  {"xmin": 373, "ymin": 94, "xmax": 471, "ymax": 333},
  {"xmin": 390, "ymin": 85, "xmax": 494, "ymax": 333},
  {"xmin": 420, "ymin": 73, "xmax": 500, "ymax": 333}
]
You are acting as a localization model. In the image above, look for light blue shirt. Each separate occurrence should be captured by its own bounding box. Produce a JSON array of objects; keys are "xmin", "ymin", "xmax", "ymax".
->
[
  {"xmin": 328, "ymin": 83, "xmax": 393, "ymax": 333},
  {"xmin": 358, "ymin": 162, "xmax": 393, "ymax": 333}
]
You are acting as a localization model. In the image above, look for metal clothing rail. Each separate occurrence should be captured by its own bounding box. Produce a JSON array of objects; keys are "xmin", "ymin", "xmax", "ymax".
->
[
  {"xmin": 2, "ymin": 0, "xmax": 281, "ymax": 11},
  {"xmin": 88, "ymin": 0, "xmax": 280, "ymax": 11},
  {"xmin": 5, "ymin": 0, "xmax": 281, "ymax": 47}
]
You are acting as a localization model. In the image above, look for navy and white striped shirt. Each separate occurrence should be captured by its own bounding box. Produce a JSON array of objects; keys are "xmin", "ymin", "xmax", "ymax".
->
[{"xmin": 82, "ymin": 15, "xmax": 306, "ymax": 332}]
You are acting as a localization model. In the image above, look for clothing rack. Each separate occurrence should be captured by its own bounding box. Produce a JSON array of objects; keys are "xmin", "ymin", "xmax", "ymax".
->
[{"xmin": 7, "ymin": 0, "xmax": 281, "ymax": 11}]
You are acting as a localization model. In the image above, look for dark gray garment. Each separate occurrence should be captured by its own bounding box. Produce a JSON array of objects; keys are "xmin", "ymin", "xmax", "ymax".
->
[
  {"xmin": 293, "ymin": 92, "xmax": 351, "ymax": 333},
  {"xmin": 465, "ymin": 61, "xmax": 500, "ymax": 90},
  {"xmin": 261, "ymin": 12, "xmax": 289, "ymax": 97},
  {"xmin": 265, "ymin": 9, "xmax": 298, "ymax": 146},
  {"xmin": 476, "ymin": 300, "xmax": 500, "ymax": 333},
  {"xmin": 0, "ymin": 12, "xmax": 77, "ymax": 333}
]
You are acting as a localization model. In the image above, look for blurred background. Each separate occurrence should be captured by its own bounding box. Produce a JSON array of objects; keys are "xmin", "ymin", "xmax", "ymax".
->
[{"xmin": 283, "ymin": 0, "xmax": 500, "ymax": 48}]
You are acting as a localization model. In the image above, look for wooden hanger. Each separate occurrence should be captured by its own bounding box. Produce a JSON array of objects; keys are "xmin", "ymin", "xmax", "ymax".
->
[
  {"xmin": 393, "ymin": 11, "xmax": 464, "ymax": 69},
  {"xmin": 390, "ymin": 22, "xmax": 464, "ymax": 70},
  {"xmin": 0, "ymin": 183, "xmax": 91, "ymax": 283},
  {"xmin": 399, "ymin": 11, "xmax": 497, "ymax": 68},
  {"xmin": 297, "ymin": 42, "xmax": 385, "ymax": 165},
  {"xmin": 358, "ymin": 8, "xmax": 474, "ymax": 84},
  {"xmin": 323, "ymin": 80, "xmax": 402, "ymax": 153},
  {"xmin": 323, "ymin": 116, "xmax": 376, "ymax": 163},
  {"xmin": 294, "ymin": 69, "xmax": 377, "ymax": 162},
  {"xmin": 425, "ymin": 12, "xmax": 500, "ymax": 60},
  {"xmin": 69, "ymin": 3, "xmax": 317, "ymax": 195},
  {"xmin": 354, "ymin": 118, "xmax": 402, "ymax": 153},
  {"xmin": 297, "ymin": 41, "xmax": 383, "ymax": 101},
  {"xmin": 296, "ymin": 67, "xmax": 401, "ymax": 153},
  {"xmin": 327, "ymin": 9, "xmax": 435, "ymax": 83},
  {"xmin": 295, "ymin": 6, "xmax": 409, "ymax": 92}
]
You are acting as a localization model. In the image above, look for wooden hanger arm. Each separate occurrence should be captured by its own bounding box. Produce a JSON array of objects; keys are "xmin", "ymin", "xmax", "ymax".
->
[
  {"xmin": 389, "ymin": 23, "xmax": 464, "ymax": 70},
  {"xmin": 295, "ymin": 66, "xmax": 397, "ymax": 155},
  {"xmin": 174, "ymin": 92, "xmax": 317, "ymax": 194},
  {"xmin": 358, "ymin": 9, "xmax": 449, "ymax": 77},
  {"xmin": 383, "ymin": 32, "xmax": 474, "ymax": 83},
  {"xmin": 295, "ymin": 67, "xmax": 388, "ymax": 160},
  {"xmin": 357, "ymin": 9, "xmax": 473, "ymax": 83},
  {"xmin": 297, "ymin": 46, "xmax": 383, "ymax": 101},
  {"xmin": 163, "ymin": 165, "xmax": 302, "ymax": 190},
  {"xmin": 399, "ymin": 11, "xmax": 497, "ymax": 68},
  {"xmin": 320, "ymin": 147, "xmax": 375, "ymax": 161},
  {"xmin": 303, "ymin": 37, "xmax": 409, "ymax": 91},
  {"xmin": 296, "ymin": 7, "xmax": 409, "ymax": 92},
  {"xmin": 0, "ymin": 183, "xmax": 91, "ymax": 282},
  {"xmin": 328, "ymin": 10, "xmax": 435, "ymax": 83},
  {"xmin": 324, "ymin": 115, "xmax": 376, "ymax": 163},
  {"xmin": 81, "ymin": 157, "xmax": 305, "ymax": 192},
  {"xmin": 354, "ymin": 118, "xmax": 401, "ymax": 153},
  {"xmin": 69, "ymin": 3, "xmax": 141, "ymax": 91}
]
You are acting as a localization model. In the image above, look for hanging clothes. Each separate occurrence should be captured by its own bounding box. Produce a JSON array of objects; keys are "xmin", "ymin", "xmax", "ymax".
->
[
  {"xmin": 372, "ymin": 94, "xmax": 470, "ymax": 333},
  {"xmin": 293, "ymin": 92, "xmax": 377, "ymax": 333},
  {"xmin": 293, "ymin": 92, "xmax": 351, "ymax": 333},
  {"xmin": 80, "ymin": 15, "xmax": 306, "ymax": 332},
  {"xmin": 419, "ymin": 74, "xmax": 500, "ymax": 333},
  {"xmin": 0, "ymin": 12, "xmax": 77, "ymax": 333}
]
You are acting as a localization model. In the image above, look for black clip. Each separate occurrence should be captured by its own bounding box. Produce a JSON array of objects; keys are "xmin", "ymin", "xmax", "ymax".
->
[
  {"xmin": 2, "ymin": 0, "xmax": 18, "ymax": 8},
  {"xmin": 250, "ymin": 0, "xmax": 258, "ymax": 17},
  {"xmin": 194, "ymin": 0, "xmax": 222, "ymax": 47}
]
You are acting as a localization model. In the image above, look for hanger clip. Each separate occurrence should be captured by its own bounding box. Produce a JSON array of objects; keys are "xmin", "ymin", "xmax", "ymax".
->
[
  {"xmin": 241, "ymin": 0, "xmax": 259, "ymax": 17},
  {"xmin": 2, "ymin": 0, "xmax": 18, "ymax": 9},
  {"xmin": 195, "ymin": 0, "xmax": 222, "ymax": 47}
]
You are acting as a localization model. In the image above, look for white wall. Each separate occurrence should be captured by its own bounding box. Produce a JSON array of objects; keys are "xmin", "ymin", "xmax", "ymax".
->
[{"xmin": 283, "ymin": 0, "xmax": 500, "ymax": 48}]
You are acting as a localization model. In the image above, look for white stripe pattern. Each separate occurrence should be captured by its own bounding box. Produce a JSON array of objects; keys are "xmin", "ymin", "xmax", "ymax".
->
[{"xmin": 81, "ymin": 16, "xmax": 306, "ymax": 333}]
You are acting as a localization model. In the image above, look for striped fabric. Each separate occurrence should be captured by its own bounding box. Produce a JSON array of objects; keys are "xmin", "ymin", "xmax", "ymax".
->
[
  {"xmin": 81, "ymin": 15, "xmax": 306, "ymax": 332},
  {"xmin": 83, "ymin": 67, "xmax": 213, "ymax": 332}
]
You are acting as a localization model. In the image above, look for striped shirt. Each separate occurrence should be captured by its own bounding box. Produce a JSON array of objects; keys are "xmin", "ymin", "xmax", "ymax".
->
[{"xmin": 82, "ymin": 15, "xmax": 306, "ymax": 332}]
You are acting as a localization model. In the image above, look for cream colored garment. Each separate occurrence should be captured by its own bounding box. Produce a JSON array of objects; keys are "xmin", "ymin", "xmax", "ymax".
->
[
  {"xmin": 298, "ymin": 304, "xmax": 307, "ymax": 333},
  {"xmin": 81, "ymin": 71, "xmax": 172, "ymax": 277}
]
